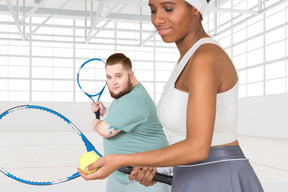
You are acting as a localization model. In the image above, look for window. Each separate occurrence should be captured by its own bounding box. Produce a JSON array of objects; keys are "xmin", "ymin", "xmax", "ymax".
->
[{"xmin": 1, "ymin": 1, "xmax": 287, "ymax": 102}]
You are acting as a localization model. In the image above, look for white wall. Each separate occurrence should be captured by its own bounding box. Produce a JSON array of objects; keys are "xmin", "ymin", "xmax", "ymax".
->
[{"xmin": 238, "ymin": 94, "xmax": 288, "ymax": 139}]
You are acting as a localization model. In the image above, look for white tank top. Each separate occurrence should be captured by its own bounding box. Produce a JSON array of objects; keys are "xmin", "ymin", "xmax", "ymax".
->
[{"xmin": 157, "ymin": 38, "xmax": 238, "ymax": 146}]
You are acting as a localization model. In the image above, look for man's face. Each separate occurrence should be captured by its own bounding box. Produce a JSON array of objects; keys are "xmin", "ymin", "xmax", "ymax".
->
[{"xmin": 106, "ymin": 63, "xmax": 133, "ymax": 99}]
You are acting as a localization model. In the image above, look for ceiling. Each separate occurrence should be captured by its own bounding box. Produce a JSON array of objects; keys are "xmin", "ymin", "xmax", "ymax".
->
[
  {"xmin": 0, "ymin": 0, "xmax": 157, "ymax": 44},
  {"xmin": 1, "ymin": 0, "xmax": 152, "ymax": 20},
  {"xmin": 0, "ymin": 0, "xmax": 281, "ymax": 45}
]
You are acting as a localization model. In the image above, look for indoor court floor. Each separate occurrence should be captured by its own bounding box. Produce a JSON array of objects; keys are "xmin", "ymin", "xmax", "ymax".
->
[
  {"xmin": 1, "ymin": 134, "xmax": 287, "ymax": 192},
  {"xmin": 238, "ymin": 135, "xmax": 288, "ymax": 191}
]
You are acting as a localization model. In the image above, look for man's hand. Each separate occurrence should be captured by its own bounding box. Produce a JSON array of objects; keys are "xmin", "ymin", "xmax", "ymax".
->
[{"xmin": 91, "ymin": 102, "xmax": 107, "ymax": 117}]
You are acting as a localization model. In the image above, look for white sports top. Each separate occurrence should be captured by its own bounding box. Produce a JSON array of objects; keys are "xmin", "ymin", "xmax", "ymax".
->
[{"xmin": 157, "ymin": 38, "xmax": 238, "ymax": 146}]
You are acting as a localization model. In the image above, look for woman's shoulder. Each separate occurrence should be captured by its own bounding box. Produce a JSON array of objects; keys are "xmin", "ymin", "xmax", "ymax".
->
[
  {"xmin": 187, "ymin": 42, "xmax": 237, "ymax": 91},
  {"xmin": 195, "ymin": 42, "xmax": 226, "ymax": 59},
  {"xmin": 189, "ymin": 43, "xmax": 231, "ymax": 70}
]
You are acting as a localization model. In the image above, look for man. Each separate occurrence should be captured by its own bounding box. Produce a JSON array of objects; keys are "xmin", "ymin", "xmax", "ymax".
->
[{"xmin": 91, "ymin": 53, "xmax": 170, "ymax": 192}]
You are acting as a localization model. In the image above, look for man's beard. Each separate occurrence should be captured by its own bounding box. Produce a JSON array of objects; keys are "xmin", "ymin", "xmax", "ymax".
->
[{"xmin": 109, "ymin": 80, "xmax": 133, "ymax": 99}]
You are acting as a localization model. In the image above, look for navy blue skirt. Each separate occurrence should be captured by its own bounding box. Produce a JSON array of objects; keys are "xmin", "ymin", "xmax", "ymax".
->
[{"xmin": 172, "ymin": 146, "xmax": 263, "ymax": 192}]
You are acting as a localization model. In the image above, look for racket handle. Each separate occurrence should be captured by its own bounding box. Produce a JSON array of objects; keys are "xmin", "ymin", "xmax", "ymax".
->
[
  {"xmin": 95, "ymin": 110, "xmax": 100, "ymax": 119},
  {"xmin": 118, "ymin": 166, "xmax": 172, "ymax": 186}
]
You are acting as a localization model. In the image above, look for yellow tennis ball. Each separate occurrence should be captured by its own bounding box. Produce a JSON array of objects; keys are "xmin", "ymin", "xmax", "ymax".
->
[{"xmin": 79, "ymin": 151, "xmax": 100, "ymax": 174}]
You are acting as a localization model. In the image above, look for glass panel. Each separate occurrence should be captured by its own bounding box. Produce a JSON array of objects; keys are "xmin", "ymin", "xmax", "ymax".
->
[
  {"xmin": 238, "ymin": 85, "xmax": 247, "ymax": 98},
  {"xmin": 9, "ymin": 91, "xmax": 29, "ymax": 101},
  {"xmin": 134, "ymin": 70, "xmax": 154, "ymax": 81},
  {"xmin": 247, "ymin": 48, "xmax": 263, "ymax": 66},
  {"xmin": 247, "ymin": 66, "xmax": 264, "ymax": 83},
  {"xmin": 247, "ymin": 82, "xmax": 263, "ymax": 97},
  {"xmin": 266, "ymin": 61, "xmax": 285, "ymax": 80},
  {"xmin": 238, "ymin": 71, "xmax": 247, "ymax": 84},
  {"xmin": 265, "ymin": 41, "xmax": 286, "ymax": 62},
  {"xmin": 266, "ymin": 78, "xmax": 285, "ymax": 95}
]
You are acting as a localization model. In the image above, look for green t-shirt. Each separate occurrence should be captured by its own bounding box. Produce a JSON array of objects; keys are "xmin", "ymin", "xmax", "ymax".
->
[{"xmin": 104, "ymin": 83, "xmax": 169, "ymax": 183}]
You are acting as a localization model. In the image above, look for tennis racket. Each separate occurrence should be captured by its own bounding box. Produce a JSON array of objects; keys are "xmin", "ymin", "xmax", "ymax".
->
[
  {"xmin": 0, "ymin": 105, "xmax": 172, "ymax": 185},
  {"xmin": 77, "ymin": 58, "xmax": 106, "ymax": 119},
  {"xmin": 118, "ymin": 166, "xmax": 172, "ymax": 186}
]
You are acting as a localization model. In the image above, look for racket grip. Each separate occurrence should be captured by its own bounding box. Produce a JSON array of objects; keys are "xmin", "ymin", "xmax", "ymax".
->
[
  {"xmin": 118, "ymin": 166, "xmax": 172, "ymax": 186},
  {"xmin": 95, "ymin": 110, "xmax": 100, "ymax": 119}
]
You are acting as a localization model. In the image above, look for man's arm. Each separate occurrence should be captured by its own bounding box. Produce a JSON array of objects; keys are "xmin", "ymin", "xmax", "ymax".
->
[{"xmin": 92, "ymin": 119, "xmax": 122, "ymax": 138}]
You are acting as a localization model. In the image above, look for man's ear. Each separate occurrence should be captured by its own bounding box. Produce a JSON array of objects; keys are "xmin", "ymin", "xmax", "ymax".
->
[{"xmin": 130, "ymin": 70, "xmax": 134, "ymax": 78}]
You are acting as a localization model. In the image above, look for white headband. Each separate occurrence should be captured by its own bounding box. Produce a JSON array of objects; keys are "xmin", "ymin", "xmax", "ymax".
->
[{"xmin": 184, "ymin": 0, "xmax": 208, "ymax": 16}]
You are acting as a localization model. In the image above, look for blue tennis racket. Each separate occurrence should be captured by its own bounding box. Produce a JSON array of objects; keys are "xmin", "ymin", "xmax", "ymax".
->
[
  {"xmin": 77, "ymin": 58, "xmax": 106, "ymax": 119},
  {"xmin": 0, "ymin": 105, "xmax": 172, "ymax": 185}
]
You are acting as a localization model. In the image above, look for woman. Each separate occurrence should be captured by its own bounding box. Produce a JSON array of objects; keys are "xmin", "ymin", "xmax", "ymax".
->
[{"xmin": 78, "ymin": 0, "xmax": 264, "ymax": 191}]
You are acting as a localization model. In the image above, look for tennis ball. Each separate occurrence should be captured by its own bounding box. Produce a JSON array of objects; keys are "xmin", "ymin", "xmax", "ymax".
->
[{"xmin": 79, "ymin": 151, "xmax": 100, "ymax": 174}]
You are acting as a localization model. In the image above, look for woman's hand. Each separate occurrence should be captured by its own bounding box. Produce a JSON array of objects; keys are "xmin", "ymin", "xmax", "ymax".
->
[
  {"xmin": 78, "ymin": 154, "xmax": 122, "ymax": 180},
  {"xmin": 129, "ymin": 166, "xmax": 157, "ymax": 187}
]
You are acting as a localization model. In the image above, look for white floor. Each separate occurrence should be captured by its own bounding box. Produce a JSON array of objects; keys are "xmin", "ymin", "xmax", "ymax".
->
[
  {"xmin": 238, "ymin": 135, "xmax": 288, "ymax": 192},
  {"xmin": 1, "ymin": 135, "xmax": 287, "ymax": 192}
]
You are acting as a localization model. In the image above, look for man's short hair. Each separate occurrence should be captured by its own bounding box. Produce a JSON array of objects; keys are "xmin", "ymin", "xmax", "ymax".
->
[{"xmin": 106, "ymin": 53, "xmax": 132, "ymax": 71}]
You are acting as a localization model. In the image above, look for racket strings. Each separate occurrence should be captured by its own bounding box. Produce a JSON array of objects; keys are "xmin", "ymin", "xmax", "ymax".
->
[
  {"xmin": 77, "ymin": 59, "xmax": 107, "ymax": 98},
  {"xmin": 0, "ymin": 107, "xmax": 88, "ymax": 183}
]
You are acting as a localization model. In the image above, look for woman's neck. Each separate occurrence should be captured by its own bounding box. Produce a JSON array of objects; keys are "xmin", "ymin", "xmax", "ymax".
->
[{"xmin": 176, "ymin": 24, "xmax": 209, "ymax": 59}]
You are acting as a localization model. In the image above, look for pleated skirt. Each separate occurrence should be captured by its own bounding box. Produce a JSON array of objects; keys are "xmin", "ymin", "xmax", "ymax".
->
[{"xmin": 172, "ymin": 146, "xmax": 264, "ymax": 192}]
